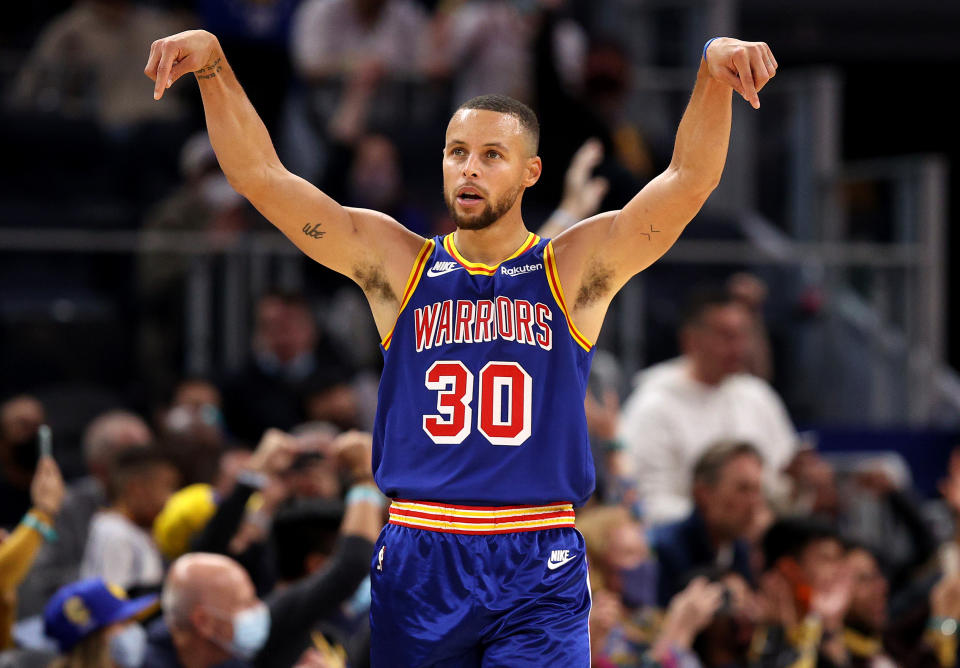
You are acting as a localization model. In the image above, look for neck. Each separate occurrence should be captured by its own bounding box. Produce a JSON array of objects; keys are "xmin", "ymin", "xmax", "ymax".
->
[
  {"xmin": 452, "ymin": 216, "xmax": 530, "ymax": 266},
  {"xmin": 175, "ymin": 632, "xmax": 231, "ymax": 668},
  {"xmin": 687, "ymin": 358, "xmax": 724, "ymax": 387}
]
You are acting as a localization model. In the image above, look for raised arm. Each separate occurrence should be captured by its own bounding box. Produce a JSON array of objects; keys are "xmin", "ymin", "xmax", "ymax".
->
[
  {"xmin": 551, "ymin": 38, "xmax": 777, "ymax": 344},
  {"xmin": 144, "ymin": 31, "xmax": 425, "ymax": 337}
]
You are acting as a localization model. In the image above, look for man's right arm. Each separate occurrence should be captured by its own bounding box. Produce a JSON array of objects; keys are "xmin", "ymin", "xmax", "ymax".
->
[{"xmin": 144, "ymin": 31, "xmax": 425, "ymax": 336}]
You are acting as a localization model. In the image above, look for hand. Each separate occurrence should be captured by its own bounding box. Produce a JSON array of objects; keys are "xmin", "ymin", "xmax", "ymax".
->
[
  {"xmin": 144, "ymin": 29, "xmax": 221, "ymax": 100},
  {"xmin": 247, "ymin": 428, "xmax": 298, "ymax": 476},
  {"xmin": 589, "ymin": 589, "xmax": 623, "ymax": 645},
  {"xmin": 758, "ymin": 570, "xmax": 798, "ymax": 628},
  {"xmin": 704, "ymin": 38, "xmax": 778, "ymax": 109},
  {"xmin": 930, "ymin": 574, "xmax": 960, "ymax": 620},
  {"xmin": 333, "ymin": 430, "xmax": 374, "ymax": 483},
  {"xmin": 810, "ymin": 565, "xmax": 853, "ymax": 632},
  {"xmin": 559, "ymin": 139, "xmax": 609, "ymax": 221},
  {"xmin": 660, "ymin": 577, "xmax": 724, "ymax": 648},
  {"xmin": 31, "ymin": 456, "xmax": 65, "ymax": 517}
]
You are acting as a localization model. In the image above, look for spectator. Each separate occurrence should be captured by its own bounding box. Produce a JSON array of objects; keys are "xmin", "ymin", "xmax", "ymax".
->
[
  {"xmin": 18, "ymin": 411, "xmax": 152, "ymax": 618},
  {"xmin": 0, "ymin": 456, "xmax": 64, "ymax": 650},
  {"xmin": 290, "ymin": 0, "xmax": 428, "ymax": 83},
  {"xmin": 842, "ymin": 546, "xmax": 898, "ymax": 667},
  {"xmin": 80, "ymin": 448, "xmax": 179, "ymax": 593},
  {"xmin": 433, "ymin": 0, "xmax": 537, "ymax": 106},
  {"xmin": 160, "ymin": 378, "xmax": 229, "ymax": 487},
  {"xmin": 9, "ymin": 0, "xmax": 189, "ymax": 129},
  {"xmin": 221, "ymin": 292, "xmax": 358, "ymax": 443},
  {"xmin": 648, "ymin": 441, "xmax": 764, "ymax": 606},
  {"xmin": 619, "ymin": 288, "xmax": 798, "ymax": 525},
  {"xmin": 0, "ymin": 396, "xmax": 46, "ymax": 529},
  {"xmin": 788, "ymin": 451, "xmax": 938, "ymax": 596},
  {"xmin": 578, "ymin": 505, "xmax": 658, "ymax": 612},
  {"xmin": 144, "ymin": 431, "xmax": 383, "ymax": 667},
  {"xmin": 752, "ymin": 517, "xmax": 851, "ymax": 666},
  {"xmin": 43, "ymin": 578, "xmax": 157, "ymax": 668}
]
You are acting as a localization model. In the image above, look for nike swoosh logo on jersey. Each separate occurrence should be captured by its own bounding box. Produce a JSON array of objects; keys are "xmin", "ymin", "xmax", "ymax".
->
[
  {"xmin": 546, "ymin": 553, "xmax": 577, "ymax": 570},
  {"xmin": 426, "ymin": 261, "xmax": 461, "ymax": 277}
]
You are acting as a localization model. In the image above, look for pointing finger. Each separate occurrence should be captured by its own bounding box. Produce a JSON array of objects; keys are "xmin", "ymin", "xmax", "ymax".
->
[
  {"xmin": 154, "ymin": 44, "xmax": 176, "ymax": 100},
  {"xmin": 733, "ymin": 47, "xmax": 759, "ymax": 109}
]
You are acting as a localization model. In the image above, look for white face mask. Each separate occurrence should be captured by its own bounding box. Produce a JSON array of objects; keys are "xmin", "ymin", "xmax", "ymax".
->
[
  {"xmin": 109, "ymin": 623, "xmax": 147, "ymax": 668},
  {"xmin": 205, "ymin": 602, "xmax": 271, "ymax": 660}
]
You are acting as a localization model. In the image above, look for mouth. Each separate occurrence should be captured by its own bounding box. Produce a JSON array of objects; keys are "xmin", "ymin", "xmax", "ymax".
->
[{"xmin": 455, "ymin": 186, "xmax": 485, "ymax": 208}]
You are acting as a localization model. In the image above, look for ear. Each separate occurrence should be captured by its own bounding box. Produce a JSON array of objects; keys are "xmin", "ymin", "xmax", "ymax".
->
[{"xmin": 523, "ymin": 156, "xmax": 542, "ymax": 187}]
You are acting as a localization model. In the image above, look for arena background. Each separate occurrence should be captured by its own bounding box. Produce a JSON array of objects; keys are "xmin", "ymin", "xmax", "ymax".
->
[{"xmin": 1, "ymin": 1, "xmax": 958, "ymax": 489}]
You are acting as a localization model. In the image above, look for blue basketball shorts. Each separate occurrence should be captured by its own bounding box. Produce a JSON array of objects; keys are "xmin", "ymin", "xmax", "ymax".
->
[{"xmin": 369, "ymin": 500, "xmax": 591, "ymax": 667}]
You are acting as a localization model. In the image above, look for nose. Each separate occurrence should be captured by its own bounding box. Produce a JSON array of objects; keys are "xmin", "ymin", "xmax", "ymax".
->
[{"xmin": 462, "ymin": 153, "xmax": 481, "ymax": 179}]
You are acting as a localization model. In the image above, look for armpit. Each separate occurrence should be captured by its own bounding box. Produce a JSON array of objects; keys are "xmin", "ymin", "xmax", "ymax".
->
[
  {"xmin": 574, "ymin": 259, "xmax": 614, "ymax": 309},
  {"xmin": 353, "ymin": 264, "xmax": 397, "ymax": 306}
]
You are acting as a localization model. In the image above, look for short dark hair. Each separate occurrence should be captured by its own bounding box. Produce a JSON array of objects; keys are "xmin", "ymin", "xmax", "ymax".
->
[
  {"xmin": 107, "ymin": 446, "xmax": 174, "ymax": 502},
  {"xmin": 692, "ymin": 440, "xmax": 763, "ymax": 486},
  {"xmin": 762, "ymin": 517, "xmax": 841, "ymax": 568},
  {"xmin": 272, "ymin": 498, "xmax": 344, "ymax": 581},
  {"xmin": 456, "ymin": 94, "xmax": 540, "ymax": 155},
  {"xmin": 680, "ymin": 286, "xmax": 740, "ymax": 329}
]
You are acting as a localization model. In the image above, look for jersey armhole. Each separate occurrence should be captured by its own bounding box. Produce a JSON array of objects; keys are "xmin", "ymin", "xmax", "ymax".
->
[
  {"xmin": 381, "ymin": 238, "xmax": 435, "ymax": 350},
  {"xmin": 543, "ymin": 241, "xmax": 593, "ymax": 352}
]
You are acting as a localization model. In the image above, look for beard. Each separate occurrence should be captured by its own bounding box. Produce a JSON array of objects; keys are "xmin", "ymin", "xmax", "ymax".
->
[{"xmin": 444, "ymin": 183, "xmax": 523, "ymax": 230}]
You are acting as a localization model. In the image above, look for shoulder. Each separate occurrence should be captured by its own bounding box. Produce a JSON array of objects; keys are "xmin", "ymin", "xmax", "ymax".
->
[{"xmin": 725, "ymin": 373, "xmax": 787, "ymax": 407}]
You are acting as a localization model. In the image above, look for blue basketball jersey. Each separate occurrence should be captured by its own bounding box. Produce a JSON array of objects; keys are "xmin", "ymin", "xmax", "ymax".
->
[{"xmin": 371, "ymin": 232, "xmax": 596, "ymax": 507}]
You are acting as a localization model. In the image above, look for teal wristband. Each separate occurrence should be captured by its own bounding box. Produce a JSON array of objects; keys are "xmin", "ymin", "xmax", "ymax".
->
[
  {"xmin": 929, "ymin": 616, "xmax": 959, "ymax": 636},
  {"xmin": 346, "ymin": 485, "xmax": 386, "ymax": 508},
  {"xmin": 22, "ymin": 513, "xmax": 58, "ymax": 542},
  {"xmin": 703, "ymin": 37, "xmax": 720, "ymax": 63}
]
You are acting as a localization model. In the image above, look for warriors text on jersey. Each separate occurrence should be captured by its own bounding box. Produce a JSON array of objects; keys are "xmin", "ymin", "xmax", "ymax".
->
[{"xmin": 371, "ymin": 232, "xmax": 596, "ymax": 508}]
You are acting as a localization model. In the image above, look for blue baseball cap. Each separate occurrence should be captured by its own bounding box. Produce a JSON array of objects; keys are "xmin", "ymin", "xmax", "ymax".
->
[{"xmin": 43, "ymin": 579, "xmax": 158, "ymax": 652}]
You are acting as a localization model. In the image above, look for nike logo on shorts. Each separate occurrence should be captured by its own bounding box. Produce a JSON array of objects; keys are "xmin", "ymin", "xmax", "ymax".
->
[{"xmin": 547, "ymin": 549, "xmax": 577, "ymax": 570}]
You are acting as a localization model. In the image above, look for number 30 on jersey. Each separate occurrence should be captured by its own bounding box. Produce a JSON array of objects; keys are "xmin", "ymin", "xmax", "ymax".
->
[{"xmin": 422, "ymin": 360, "xmax": 532, "ymax": 446}]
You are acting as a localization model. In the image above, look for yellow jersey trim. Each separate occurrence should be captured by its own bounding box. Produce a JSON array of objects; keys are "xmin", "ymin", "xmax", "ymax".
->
[
  {"xmin": 381, "ymin": 239, "xmax": 435, "ymax": 350},
  {"xmin": 543, "ymin": 241, "xmax": 593, "ymax": 351},
  {"xmin": 444, "ymin": 232, "xmax": 539, "ymax": 276}
]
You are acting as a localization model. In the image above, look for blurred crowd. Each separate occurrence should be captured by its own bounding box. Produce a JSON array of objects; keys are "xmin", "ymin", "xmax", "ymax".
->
[
  {"xmin": 1, "ymin": 1, "xmax": 959, "ymax": 667},
  {"xmin": 1, "ymin": 278, "xmax": 959, "ymax": 668}
]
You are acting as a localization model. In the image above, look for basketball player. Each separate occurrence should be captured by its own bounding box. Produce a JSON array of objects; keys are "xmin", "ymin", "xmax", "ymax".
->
[{"xmin": 145, "ymin": 32, "xmax": 776, "ymax": 667}]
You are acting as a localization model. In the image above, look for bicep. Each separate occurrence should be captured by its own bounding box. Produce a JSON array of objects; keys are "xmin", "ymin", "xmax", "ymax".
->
[
  {"xmin": 557, "ymin": 168, "xmax": 710, "ymax": 287},
  {"xmin": 244, "ymin": 169, "xmax": 423, "ymax": 284}
]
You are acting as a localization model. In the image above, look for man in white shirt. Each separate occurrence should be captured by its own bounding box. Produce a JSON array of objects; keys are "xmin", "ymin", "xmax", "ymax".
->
[
  {"xmin": 80, "ymin": 447, "xmax": 179, "ymax": 592},
  {"xmin": 619, "ymin": 288, "xmax": 797, "ymax": 525}
]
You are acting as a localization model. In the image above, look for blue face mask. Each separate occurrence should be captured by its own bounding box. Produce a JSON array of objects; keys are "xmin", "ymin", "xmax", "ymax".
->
[
  {"xmin": 619, "ymin": 560, "xmax": 659, "ymax": 609},
  {"xmin": 109, "ymin": 623, "xmax": 147, "ymax": 668},
  {"xmin": 226, "ymin": 602, "xmax": 271, "ymax": 660}
]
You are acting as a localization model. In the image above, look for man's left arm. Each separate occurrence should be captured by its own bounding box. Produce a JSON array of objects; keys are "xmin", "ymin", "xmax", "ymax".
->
[{"xmin": 551, "ymin": 38, "xmax": 777, "ymax": 343}]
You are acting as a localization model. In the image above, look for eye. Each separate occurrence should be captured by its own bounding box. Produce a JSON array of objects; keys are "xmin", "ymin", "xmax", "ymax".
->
[
  {"xmin": 486, "ymin": 150, "xmax": 501, "ymax": 159},
  {"xmin": 451, "ymin": 147, "xmax": 465, "ymax": 156}
]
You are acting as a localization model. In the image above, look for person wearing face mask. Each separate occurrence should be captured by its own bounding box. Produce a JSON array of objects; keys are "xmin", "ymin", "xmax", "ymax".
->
[
  {"xmin": 143, "ymin": 432, "xmax": 383, "ymax": 668},
  {"xmin": 43, "ymin": 578, "xmax": 157, "ymax": 668}
]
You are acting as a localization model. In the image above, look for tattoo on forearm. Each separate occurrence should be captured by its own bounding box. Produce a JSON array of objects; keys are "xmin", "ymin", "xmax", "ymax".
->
[
  {"xmin": 196, "ymin": 57, "xmax": 222, "ymax": 80},
  {"xmin": 302, "ymin": 222, "xmax": 326, "ymax": 239},
  {"xmin": 639, "ymin": 225, "xmax": 661, "ymax": 241}
]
